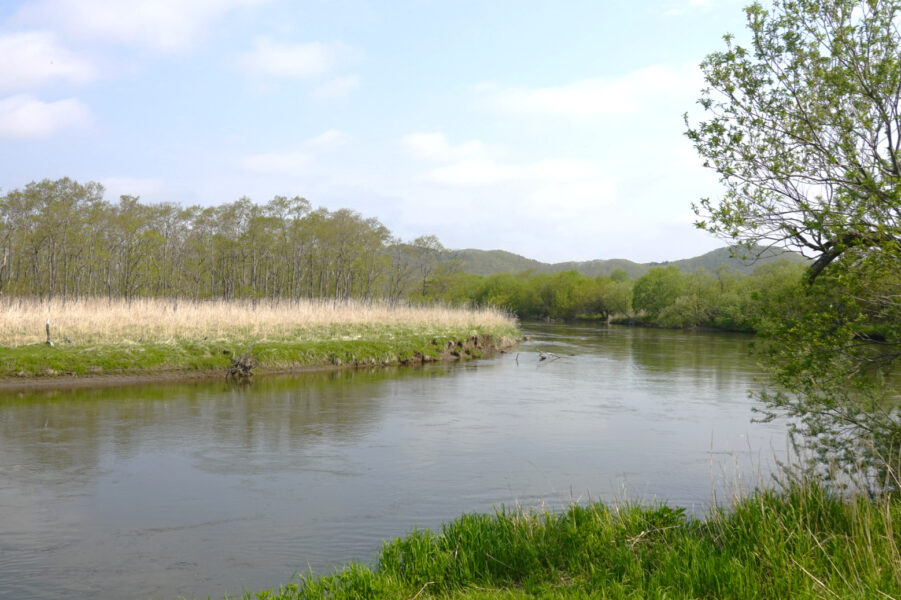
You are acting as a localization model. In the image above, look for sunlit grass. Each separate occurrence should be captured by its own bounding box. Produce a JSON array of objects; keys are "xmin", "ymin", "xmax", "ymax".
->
[
  {"xmin": 0, "ymin": 297, "xmax": 517, "ymax": 346},
  {"xmin": 236, "ymin": 480, "xmax": 901, "ymax": 599}
]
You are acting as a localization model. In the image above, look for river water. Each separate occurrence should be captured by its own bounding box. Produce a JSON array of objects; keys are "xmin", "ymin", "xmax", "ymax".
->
[{"xmin": 0, "ymin": 323, "xmax": 788, "ymax": 600}]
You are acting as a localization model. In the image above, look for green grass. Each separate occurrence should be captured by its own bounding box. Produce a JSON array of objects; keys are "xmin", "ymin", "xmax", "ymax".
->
[
  {"xmin": 234, "ymin": 482, "xmax": 901, "ymax": 599},
  {"xmin": 0, "ymin": 325, "xmax": 519, "ymax": 378}
]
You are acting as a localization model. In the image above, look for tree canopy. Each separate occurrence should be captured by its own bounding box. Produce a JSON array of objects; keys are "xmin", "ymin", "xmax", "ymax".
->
[
  {"xmin": 687, "ymin": 0, "xmax": 901, "ymax": 280},
  {"xmin": 687, "ymin": 0, "xmax": 901, "ymax": 488}
]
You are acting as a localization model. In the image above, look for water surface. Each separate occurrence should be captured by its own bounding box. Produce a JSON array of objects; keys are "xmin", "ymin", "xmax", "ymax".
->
[{"xmin": 0, "ymin": 323, "xmax": 788, "ymax": 599}]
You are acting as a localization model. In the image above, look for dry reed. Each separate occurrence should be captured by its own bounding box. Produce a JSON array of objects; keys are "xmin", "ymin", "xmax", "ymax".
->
[{"xmin": 0, "ymin": 297, "xmax": 516, "ymax": 346}]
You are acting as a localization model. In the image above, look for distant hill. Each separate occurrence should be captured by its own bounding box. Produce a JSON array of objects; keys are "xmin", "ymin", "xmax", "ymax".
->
[
  {"xmin": 445, "ymin": 249, "xmax": 548, "ymax": 276},
  {"xmin": 447, "ymin": 246, "xmax": 807, "ymax": 278}
]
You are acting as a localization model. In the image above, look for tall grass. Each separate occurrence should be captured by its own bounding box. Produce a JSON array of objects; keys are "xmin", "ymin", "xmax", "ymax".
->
[
  {"xmin": 239, "ymin": 480, "xmax": 901, "ymax": 599},
  {"xmin": 0, "ymin": 297, "xmax": 516, "ymax": 346}
]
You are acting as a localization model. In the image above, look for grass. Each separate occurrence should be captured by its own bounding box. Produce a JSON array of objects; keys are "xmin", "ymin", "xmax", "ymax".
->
[
  {"xmin": 233, "ymin": 481, "xmax": 901, "ymax": 599},
  {"xmin": 0, "ymin": 297, "xmax": 519, "ymax": 377}
]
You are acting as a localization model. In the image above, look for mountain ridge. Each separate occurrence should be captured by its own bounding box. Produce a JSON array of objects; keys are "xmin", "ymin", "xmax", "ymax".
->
[{"xmin": 446, "ymin": 246, "xmax": 807, "ymax": 278}]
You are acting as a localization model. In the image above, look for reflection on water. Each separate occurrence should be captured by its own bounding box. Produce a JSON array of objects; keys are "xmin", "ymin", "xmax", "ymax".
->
[{"xmin": 0, "ymin": 323, "xmax": 787, "ymax": 600}]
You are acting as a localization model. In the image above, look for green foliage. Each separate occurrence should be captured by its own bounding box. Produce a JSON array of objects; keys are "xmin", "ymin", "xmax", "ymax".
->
[
  {"xmin": 0, "ymin": 326, "xmax": 519, "ymax": 378},
  {"xmin": 632, "ymin": 266, "xmax": 687, "ymax": 319},
  {"xmin": 237, "ymin": 481, "xmax": 901, "ymax": 599},
  {"xmin": 688, "ymin": 0, "xmax": 901, "ymax": 485},
  {"xmin": 687, "ymin": 0, "xmax": 901, "ymax": 272},
  {"xmin": 432, "ymin": 260, "xmax": 805, "ymax": 333},
  {"xmin": 757, "ymin": 251, "xmax": 901, "ymax": 489},
  {"xmin": 458, "ymin": 271, "xmax": 635, "ymax": 322},
  {"xmin": 0, "ymin": 179, "xmax": 459, "ymax": 303}
]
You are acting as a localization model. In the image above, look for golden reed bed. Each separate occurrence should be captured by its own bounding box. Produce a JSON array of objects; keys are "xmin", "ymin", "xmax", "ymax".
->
[{"xmin": 0, "ymin": 297, "xmax": 516, "ymax": 346}]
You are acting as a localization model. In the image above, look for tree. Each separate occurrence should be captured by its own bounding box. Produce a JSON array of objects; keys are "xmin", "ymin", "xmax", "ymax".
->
[
  {"xmin": 409, "ymin": 235, "xmax": 445, "ymax": 299},
  {"xmin": 687, "ymin": 0, "xmax": 901, "ymax": 279},
  {"xmin": 632, "ymin": 266, "xmax": 687, "ymax": 319},
  {"xmin": 687, "ymin": 0, "xmax": 901, "ymax": 488},
  {"xmin": 658, "ymin": 269, "xmax": 717, "ymax": 328}
]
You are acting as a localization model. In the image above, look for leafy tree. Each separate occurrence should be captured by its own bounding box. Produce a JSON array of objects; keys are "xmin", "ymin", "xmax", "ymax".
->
[
  {"xmin": 687, "ymin": 0, "xmax": 901, "ymax": 279},
  {"xmin": 687, "ymin": 0, "xmax": 901, "ymax": 486},
  {"xmin": 658, "ymin": 269, "xmax": 717, "ymax": 328},
  {"xmin": 633, "ymin": 266, "xmax": 687, "ymax": 319},
  {"xmin": 410, "ymin": 235, "xmax": 445, "ymax": 299},
  {"xmin": 590, "ymin": 276, "xmax": 633, "ymax": 321},
  {"xmin": 610, "ymin": 268, "xmax": 630, "ymax": 283}
]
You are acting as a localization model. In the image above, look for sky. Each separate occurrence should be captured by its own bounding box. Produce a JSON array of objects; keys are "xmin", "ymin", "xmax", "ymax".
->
[{"xmin": 0, "ymin": 0, "xmax": 752, "ymax": 263}]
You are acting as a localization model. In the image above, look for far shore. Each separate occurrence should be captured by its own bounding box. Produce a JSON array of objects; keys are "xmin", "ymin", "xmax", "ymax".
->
[
  {"xmin": 0, "ymin": 297, "xmax": 520, "ymax": 392},
  {"xmin": 0, "ymin": 333, "xmax": 520, "ymax": 393}
]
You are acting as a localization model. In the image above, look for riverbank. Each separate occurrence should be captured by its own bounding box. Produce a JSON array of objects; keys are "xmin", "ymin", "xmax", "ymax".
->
[
  {"xmin": 0, "ymin": 298, "xmax": 519, "ymax": 388},
  {"xmin": 236, "ymin": 481, "xmax": 901, "ymax": 599}
]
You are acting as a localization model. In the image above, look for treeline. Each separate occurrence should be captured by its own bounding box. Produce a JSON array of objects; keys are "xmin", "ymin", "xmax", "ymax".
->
[
  {"xmin": 0, "ymin": 178, "xmax": 805, "ymax": 332},
  {"xmin": 0, "ymin": 178, "xmax": 448, "ymax": 303},
  {"xmin": 419, "ymin": 262, "xmax": 806, "ymax": 333}
]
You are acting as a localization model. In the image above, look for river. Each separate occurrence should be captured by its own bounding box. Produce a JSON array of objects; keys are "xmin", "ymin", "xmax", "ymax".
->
[{"xmin": 0, "ymin": 322, "xmax": 788, "ymax": 600}]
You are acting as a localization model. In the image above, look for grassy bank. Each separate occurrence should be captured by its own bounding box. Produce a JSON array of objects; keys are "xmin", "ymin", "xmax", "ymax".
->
[
  {"xmin": 0, "ymin": 298, "xmax": 519, "ymax": 379},
  {"xmin": 236, "ymin": 482, "xmax": 901, "ymax": 599}
]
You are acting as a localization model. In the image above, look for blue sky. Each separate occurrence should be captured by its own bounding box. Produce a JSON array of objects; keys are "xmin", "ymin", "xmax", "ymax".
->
[{"xmin": 0, "ymin": 0, "xmax": 750, "ymax": 263}]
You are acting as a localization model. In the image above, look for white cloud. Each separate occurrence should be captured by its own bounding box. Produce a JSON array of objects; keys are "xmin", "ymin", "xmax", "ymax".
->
[
  {"xmin": 422, "ymin": 158, "xmax": 601, "ymax": 188},
  {"xmin": 526, "ymin": 179, "xmax": 617, "ymax": 218},
  {"xmin": 402, "ymin": 132, "xmax": 500, "ymax": 162},
  {"xmin": 240, "ymin": 38, "xmax": 355, "ymax": 79},
  {"xmin": 662, "ymin": 0, "xmax": 734, "ymax": 16},
  {"xmin": 240, "ymin": 151, "xmax": 312, "ymax": 174},
  {"xmin": 0, "ymin": 32, "xmax": 96, "ymax": 93},
  {"xmin": 475, "ymin": 64, "xmax": 702, "ymax": 119},
  {"xmin": 312, "ymin": 75, "xmax": 361, "ymax": 100},
  {"xmin": 403, "ymin": 132, "xmax": 599, "ymax": 188},
  {"xmin": 305, "ymin": 129, "xmax": 350, "ymax": 149},
  {"xmin": 530, "ymin": 158, "xmax": 597, "ymax": 182},
  {"xmin": 238, "ymin": 130, "xmax": 349, "ymax": 174},
  {"xmin": 13, "ymin": 0, "xmax": 269, "ymax": 51},
  {"xmin": 0, "ymin": 94, "xmax": 91, "ymax": 138},
  {"xmin": 101, "ymin": 177, "xmax": 164, "ymax": 200},
  {"xmin": 425, "ymin": 160, "xmax": 522, "ymax": 186}
]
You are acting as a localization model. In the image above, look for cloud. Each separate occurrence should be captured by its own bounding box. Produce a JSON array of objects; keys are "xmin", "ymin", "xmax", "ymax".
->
[
  {"xmin": 240, "ymin": 38, "xmax": 356, "ymax": 79},
  {"xmin": 661, "ymin": 0, "xmax": 733, "ymax": 16},
  {"xmin": 425, "ymin": 160, "xmax": 523, "ymax": 186},
  {"xmin": 312, "ymin": 75, "xmax": 361, "ymax": 100},
  {"xmin": 475, "ymin": 64, "xmax": 702, "ymax": 119},
  {"xmin": 402, "ymin": 132, "xmax": 500, "ymax": 162},
  {"xmin": 238, "ymin": 129, "xmax": 349, "ymax": 174},
  {"xmin": 305, "ymin": 129, "xmax": 350, "ymax": 148},
  {"xmin": 526, "ymin": 179, "xmax": 617, "ymax": 218},
  {"xmin": 422, "ymin": 158, "xmax": 600, "ymax": 187},
  {"xmin": 0, "ymin": 94, "xmax": 91, "ymax": 138},
  {"xmin": 530, "ymin": 158, "xmax": 598, "ymax": 182},
  {"xmin": 100, "ymin": 177, "xmax": 165, "ymax": 200},
  {"xmin": 402, "ymin": 132, "xmax": 599, "ymax": 188},
  {"xmin": 13, "ymin": 0, "xmax": 269, "ymax": 51},
  {"xmin": 0, "ymin": 32, "xmax": 96, "ymax": 93},
  {"xmin": 240, "ymin": 151, "xmax": 312, "ymax": 174}
]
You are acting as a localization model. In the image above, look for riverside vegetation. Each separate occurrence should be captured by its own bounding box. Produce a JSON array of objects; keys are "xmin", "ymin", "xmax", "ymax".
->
[
  {"xmin": 0, "ymin": 178, "xmax": 524, "ymax": 379},
  {"xmin": 418, "ymin": 260, "xmax": 808, "ymax": 332},
  {"xmin": 0, "ymin": 298, "xmax": 518, "ymax": 379},
  {"xmin": 235, "ymin": 478, "xmax": 901, "ymax": 600}
]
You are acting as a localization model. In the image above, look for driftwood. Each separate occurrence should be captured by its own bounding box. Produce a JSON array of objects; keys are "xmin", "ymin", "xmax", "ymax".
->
[
  {"xmin": 226, "ymin": 353, "xmax": 256, "ymax": 380},
  {"xmin": 537, "ymin": 351, "xmax": 564, "ymax": 362}
]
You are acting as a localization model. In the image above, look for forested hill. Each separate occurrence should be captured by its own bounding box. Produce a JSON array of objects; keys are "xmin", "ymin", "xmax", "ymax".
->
[{"xmin": 448, "ymin": 246, "xmax": 807, "ymax": 278}]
